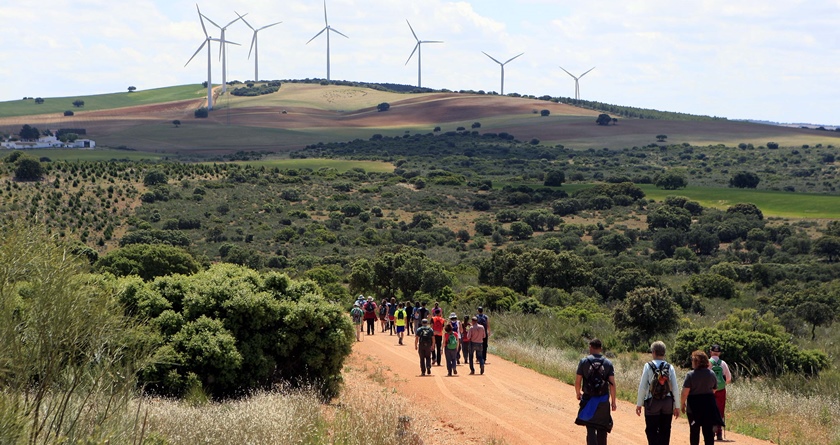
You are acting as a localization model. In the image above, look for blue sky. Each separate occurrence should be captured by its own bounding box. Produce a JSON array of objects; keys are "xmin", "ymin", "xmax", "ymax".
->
[{"xmin": 1, "ymin": 0, "xmax": 838, "ymax": 124}]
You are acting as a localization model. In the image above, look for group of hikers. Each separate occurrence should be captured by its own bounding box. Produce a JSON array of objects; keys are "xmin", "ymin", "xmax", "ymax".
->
[
  {"xmin": 575, "ymin": 338, "xmax": 732, "ymax": 445},
  {"xmin": 349, "ymin": 295, "xmax": 490, "ymax": 376}
]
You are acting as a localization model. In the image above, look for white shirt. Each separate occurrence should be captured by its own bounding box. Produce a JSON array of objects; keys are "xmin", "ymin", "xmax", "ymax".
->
[{"xmin": 636, "ymin": 359, "xmax": 680, "ymax": 406}]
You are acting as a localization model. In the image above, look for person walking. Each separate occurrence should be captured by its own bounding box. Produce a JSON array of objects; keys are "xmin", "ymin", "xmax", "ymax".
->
[
  {"xmin": 405, "ymin": 301, "xmax": 415, "ymax": 336},
  {"xmin": 680, "ymin": 350, "xmax": 724, "ymax": 445},
  {"xmin": 430, "ymin": 308, "xmax": 446, "ymax": 366},
  {"xmin": 414, "ymin": 319, "xmax": 434, "ymax": 376},
  {"xmin": 460, "ymin": 315, "xmax": 471, "ymax": 364},
  {"xmin": 378, "ymin": 299, "xmax": 388, "ymax": 333},
  {"xmin": 395, "ymin": 303, "xmax": 408, "ymax": 345},
  {"xmin": 575, "ymin": 338, "xmax": 617, "ymax": 445},
  {"xmin": 448, "ymin": 313, "xmax": 461, "ymax": 364},
  {"xmin": 635, "ymin": 341, "xmax": 680, "ymax": 445},
  {"xmin": 412, "ymin": 301, "xmax": 422, "ymax": 335},
  {"xmin": 466, "ymin": 315, "xmax": 485, "ymax": 375},
  {"xmin": 708, "ymin": 344, "xmax": 732, "ymax": 441},
  {"xmin": 388, "ymin": 297, "xmax": 397, "ymax": 335},
  {"xmin": 363, "ymin": 297, "xmax": 377, "ymax": 336},
  {"xmin": 350, "ymin": 302, "xmax": 364, "ymax": 342},
  {"xmin": 443, "ymin": 324, "xmax": 460, "ymax": 376},
  {"xmin": 475, "ymin": 306, "xmax": 490, "ymax": 362}
]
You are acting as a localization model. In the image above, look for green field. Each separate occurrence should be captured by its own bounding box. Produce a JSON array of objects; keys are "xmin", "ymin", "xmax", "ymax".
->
[
  {"xmin": 18, "ymin": 148, "xmax": 165, "ymax": 161},
  {"xmin": 236, "ymin": 158, "xmax": 394, "ymax": 173},
  {"xmin": 561, "ymin": 183, "xmax": 840, "ymax": 219},
  {"xmin": 0, "ymin": 85, "xmax": 206, "ymax": 118}
]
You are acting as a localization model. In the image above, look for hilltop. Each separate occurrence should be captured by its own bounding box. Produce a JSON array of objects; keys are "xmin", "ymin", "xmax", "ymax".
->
[{"xmin": 1, "ymin": 81, "xmax": 839, "ymax": 155}]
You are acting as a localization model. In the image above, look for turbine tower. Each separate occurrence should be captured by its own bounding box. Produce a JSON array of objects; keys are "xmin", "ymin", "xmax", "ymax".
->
[
  {"xmin": 482, "ymin": 52, "xmax": 524, "ymax": 96},
  {"xmin": 306, "ymin": 0, "xmax": 348, "ymax": 81},
  {"xmin": 236, "ymin": 12, "xmax": 282, "ymax": 82},
  {"xmin": 185, "ymin": 5, "xmax": 238, "ymax": 110},
  {"xmin": 559, "ymin": 66, "xmax": 595, "ymax": 100},
  {"xmin": 200, "ymin": 10, "xmax": 244, "ymax": 94},
  {"xmin": 405, "ymin": 20, "xmax": 442, "ymax": 88}
]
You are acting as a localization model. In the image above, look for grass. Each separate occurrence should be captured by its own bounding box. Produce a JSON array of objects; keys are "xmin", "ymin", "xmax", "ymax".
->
[
  {"xmin": 19, "ymin": 148, "xmax": 165, "ymax": 161},
  {"xmin": 0, "ymin": 85, "xmax": 206, "ymax": 117},
  {"xmin": 221, "ymin": 83, "xmax": 427, "ymax": 112}
]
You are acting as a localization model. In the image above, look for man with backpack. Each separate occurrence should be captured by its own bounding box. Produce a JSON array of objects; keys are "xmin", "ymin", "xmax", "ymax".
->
[
  {"xmin": 466, "ymin": 316, "xmax": 486, "ymax": 375},
  {"xmin": 635, "ymin": 341, "xmax": 680, "ymax": 445},
  {"xmin": 575, "ymin": 338, "xmax": 617, "ymax": 445},
  {"xmin": 395, "ymin": 303, "xmax": 408, "ymax": 345},
  {"xmin": 363, "ymin": 297, "xmax": 377, "ymax": 336},
  {"xmin": 709, "ymin": 344, "xmax": 732, "ymax": 441},
  {"xmin": 414, "ymin": 319, "xmax": 435, "ymax": 376},
  {"xmin": 475, "ymin": 306, "xmax": 490, "ymax": 362},
  {"xmin": 350, "ymin": 302, "xmax": 364, "ymax": 342}
]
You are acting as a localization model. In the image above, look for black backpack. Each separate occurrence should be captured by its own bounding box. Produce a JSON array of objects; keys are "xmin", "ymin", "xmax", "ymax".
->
[
  {"xmin": 584, "ymin": 357, "xmax": 609, "ymax": 397},
  {"xmin": 648, "ymin": 361, "xmax": 672, "ymax": 400},
  {"xmin": 364, "ymin": 301, "xmax": 375, "ymax": 313},
  {"xmin": 417, "ymin": 327, "xmax": 434, "ymax": 346}
]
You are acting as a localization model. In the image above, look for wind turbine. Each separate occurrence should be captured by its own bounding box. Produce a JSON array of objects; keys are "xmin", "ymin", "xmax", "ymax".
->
[
  {"xmin": 236, "ymin": 11, "xmax": 282, "ymax": 82},
  {"xmin": 405, "ymin": 20, "xmax": 442, "ymax": 88},
  {"xmin": 559, "ymin": 66, "xmax": 595, "ymax": 100},
  {"xmin": 186, "ymin": 5, "xmax": 239, "ymax": 110},
  {"xmin": 482, "ymin": 52, "xmax": 524, "ymax": 96},
  {"xmin": 306, "ymin": 0, "xmax": 348, "ymax": 81},
  {"xmin": 200, "ymin": 10, "xmax": 244, "ymax": 94}
]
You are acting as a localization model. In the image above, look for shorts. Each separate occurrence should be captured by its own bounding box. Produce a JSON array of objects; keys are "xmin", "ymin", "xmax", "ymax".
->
[{"xmin": 396, "ymin": 326, "xmax": 405, "ymax": 333}]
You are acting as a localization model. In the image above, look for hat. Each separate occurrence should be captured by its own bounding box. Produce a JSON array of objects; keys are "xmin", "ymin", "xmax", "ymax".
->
[
  {"xmin": 354, "ymin": 302, "xmax": 360, "ymax": 306},
  {"xmin": 367, "ymin": 296, "xmax": 373, "ymax": 301},
  {"xmin": 710, "ymin": 344, "xmax": 721, "ymax": 352},
  {"xmin": 449, "ymin": 313, "xmax": 457, "ymax": 319},
  {"xmin": 421, "ymin": 318, "xmax": 429, "ymax": 324},
  {"xmin": 477, "ymin": 306, "xmax": 484, "ymax": 312}
]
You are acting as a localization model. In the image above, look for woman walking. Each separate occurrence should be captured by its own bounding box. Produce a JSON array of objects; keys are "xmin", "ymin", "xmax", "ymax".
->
[{"xmin": 680, "ymin": 350, "xmax": 724, "ymax": 445}]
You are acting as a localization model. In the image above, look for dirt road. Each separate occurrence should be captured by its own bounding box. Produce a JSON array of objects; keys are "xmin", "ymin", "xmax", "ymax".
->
[{"xmin": 351, "ymin": 330, "xmax": 773, "ymax": 445}]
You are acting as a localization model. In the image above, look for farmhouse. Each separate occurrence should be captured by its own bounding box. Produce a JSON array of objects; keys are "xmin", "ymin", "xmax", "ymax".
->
[{"xmin": 1, "ymin": 134, "xmax": 95, "ymax": 149}]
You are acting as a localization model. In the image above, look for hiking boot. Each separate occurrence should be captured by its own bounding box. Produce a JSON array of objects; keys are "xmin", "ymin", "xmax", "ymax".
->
[
  {"xmin": 453, "ymin": 369, "xmax": 458, "ymax": 375},
  {"xmin": 716, "ymin": 432, "xmax": 723, "ymax": 441},
  {"xmin": 448, "ymin": 372, "xmax": 452, "ymax": 376},
  {"xmin": 480, "ymin": 366, "xmax": 484, "ymax": 375}
]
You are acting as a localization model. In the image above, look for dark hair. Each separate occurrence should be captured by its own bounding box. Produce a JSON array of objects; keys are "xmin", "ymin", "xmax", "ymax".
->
[
  {"xmin": 589, "ymin": 338, "xmax": 603, "ymax": 349},
  {"xmin": 444, "ymin": 324, "xmax": 453, "ymax": 333}
]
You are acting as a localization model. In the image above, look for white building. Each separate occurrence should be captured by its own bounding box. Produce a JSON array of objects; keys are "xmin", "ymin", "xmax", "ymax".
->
[{"xmin": 1, "ymin": 134, "xmax": 95, "ymax": 149}]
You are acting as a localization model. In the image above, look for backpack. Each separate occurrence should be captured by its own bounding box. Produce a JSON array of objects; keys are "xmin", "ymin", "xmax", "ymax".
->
[
  {"xmin": 417, "ymin": 326, "xmax": 434, "ymax": 346},
  {"xmin": 446, "ymin": 333, "xmax": 458, "ymax": 350},
  {"xmin": 476, "ymin": 313, "xmax": 488, "ymax": 328},
  {"xmin": 584, "ymin": 357, "xmax": 609, "ymax": 397},
  {"xmin": 364, "ymin": 301, "xmax": 375, "ymax": 313},
  {"xmin": 397, "ymin": 309, "xmax": 405, "ymax": 320},
  {"xmin": 711, "ymin": 358, "xmax": 726, "ymax": 390},
  {"xmin": 379, "ymin": 305, "xmax": 387, "ymax": 316},
  {"xmin": 648, "ymin": 361, "xmax": 672, "ymax": 400}
]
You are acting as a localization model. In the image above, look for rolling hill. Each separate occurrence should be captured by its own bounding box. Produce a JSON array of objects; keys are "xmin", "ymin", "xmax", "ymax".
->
[{"xmin": 1, "ymin": 82, "xmax": 839, "ymax": 155}]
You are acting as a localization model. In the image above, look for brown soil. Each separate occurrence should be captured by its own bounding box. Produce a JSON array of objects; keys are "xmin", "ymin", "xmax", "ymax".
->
[{"xmin": 351, "ymin": 331, "xmax": 773, "ymax": 445}]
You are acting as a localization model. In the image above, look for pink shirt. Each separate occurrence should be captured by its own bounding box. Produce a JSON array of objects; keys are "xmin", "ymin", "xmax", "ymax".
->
[{"xmin": 467, "ymin": 323, "xmax": 486, "ymax": 343}]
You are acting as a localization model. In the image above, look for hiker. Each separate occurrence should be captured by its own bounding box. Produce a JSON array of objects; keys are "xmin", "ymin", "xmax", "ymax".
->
[
  {"xmin": 379, "ymin": 299, "xmax": 388, "ymax": 333},
  {"xmin": 466, "ymin": 315, "xmax": 486, "ymax": 375},
  {"xmin": 388, "ymin": 297, "xmax": 398, "ymax": 335},
  {"xmin": 680, "ymin": 350, "xmax": 724, "ymax": 445},
  {"xmin": 415, "ymin": 319, "xmax": 434, "ymax": 376},
  {"xmin": 708, "ymin": 344, "xmax": 732, "ymax": 441},
  {"xmin": 460, "ymin": 315, "xmax": 471, "ymax": 364},
  {"xmin": 405, "ymin": 301, "xmax": 415, "ymax": 335},
  {"xmin": 448, "ymin": 313, "xmax": 461, "ymax": 363},
  {"xmin": 575, "ymin": 338, "xmax": 617, "ymax": 445},
  {"xmin": 475, "ymin": 306, "xmax": 490, "ymax": 362},
  {"xmin": 350, "ymin": 302, "xmax": 364, "ymax": 342},
  {"xmin": 412, "ymin": 301, "xmax": 423, "ymax": 335},
  {"xmin": 443, "ymin": 324, "xmax": 459, "ymax": 376},
  {"xmin": 363, "ymin": 297, "xmax": 377, "ymax": 336},
  {"xmin": 635, "ymin": 340, "xmax": 680, "ymax": 445},
  {"xmin": 430, "ymin": 308, "xmax": 446, "ymax": 366},
  {"xmin": 395, "ymin": 303, "xmax": 407, "ymax": 345}
]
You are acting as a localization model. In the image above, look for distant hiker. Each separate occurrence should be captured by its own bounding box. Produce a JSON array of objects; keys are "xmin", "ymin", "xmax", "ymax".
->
[
  {"xmin": 460, "ymin": 315, "xmax": 471, "ymax": 364},
  {"xmin": 395, "ymin": 303, "xmax": 407, "ymax": 345},
  {"xmin": 575, "ymin": 338, "xmax": 617, "ymax": 445},
  {"xmin": 708, "ymin": 344, "xmax": 732, "ymax": 441},
  {"xmin": 430, "ymin": 308, "xmax": 446, "ymax": 366},
  {"xmin": 635, "ymin": 340, "xmax": 680, "ymax": 445},
  {"xmin": 354, "ymin": 295, "xmax": 366, "ymax": 332},
  {"xmin": 443, "ymin": 324, "xmax": 459, "ymax": 376},
  {"xmin": 475, "ymin": 306, "xmax": 490, "ymax": 362},
  {"xmin": 412, "ymin": 301, "xmax": 423, "ymax": 335},
  {"xmin": 415, "ymin": 319, "xmax": 434, "ymax": 376},
  {"xmin": 448, "ymin": 313, "xmax": 461, "ymax": 363},
  {"xmin": 405, "ymin": 301, "xmax": 415, "ymax": 336},
  {"xmin": 396, "ymin": 415, "xmax": 424, "ymax": 445},
  {"xmin": 363, "ymin": 297, "xmax": 377, "ymax": 336},
  {"xmin": 379, "ymin": 299, "xmax": 388, "ymax": 333},
  {"xmin": 388, "ymin": 297, "xmax": 397, "ymax": 335},
  {"xmin": 350, "ymin": 302, "xmax": 364, "ymax": 342},
  {"xmin": 680, "ymin": 350, "xmax": 723, "ymax": 445},
  {"xmin": 466, "ymin": 316, "xmax": 486, "ymax": 375}
]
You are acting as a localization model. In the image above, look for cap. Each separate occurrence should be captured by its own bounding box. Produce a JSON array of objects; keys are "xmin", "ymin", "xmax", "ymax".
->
[
  {"xmin": 477, "ymin": 306, "xmax": 484, "ymax": 312},
  {"xmin": 421, "ymin": 318, "xmax": 429, "ymax": 324},
  {"xmin": 710, "ymin": 344, "xmax": 721, "ymax": 352},
  {"xmin": 354, "ymin": 302, "xmax": 359, "ymax": 306},
  {"xmin": 449, "ymin": 313, "xmax": 457, "ymax": 319},
  {"xmin": 367, "ymin": 296, "xmax": 373, "ymax": 301}
]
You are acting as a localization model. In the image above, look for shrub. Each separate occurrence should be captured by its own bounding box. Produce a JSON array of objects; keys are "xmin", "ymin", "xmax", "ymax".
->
[
  {"xmin": 540, "ymin": 109, "xmax": 550, "ymax": 116},
  {"xmin": 684, "ymin": 273, "xmax": 738, "ymax": 299},
  {"xmin": 64, "ymin": 110, "xmax": 74, "ymax": 116},
  {"xmin": 613, "ymin": 287, "xmax": 681, "ymax": 345},
  {"xmin": 194, "ymin": 107, "xmax": 209, "ymax": 118},
  {"xmin": 376, "ymin": 102, "xmax": 390, "ymax": 112},
  {"xmin": 95, "ymin": 244, "xmax": 201, "ymax": 281}
]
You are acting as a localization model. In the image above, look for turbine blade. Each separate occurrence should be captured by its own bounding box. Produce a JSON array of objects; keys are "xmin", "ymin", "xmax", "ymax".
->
[
  {"xmin": 224, "ymin": 14, "xmax": 244, "ymax": 29},
  {"xmin": 482, "ymin": 51, "xmax": 502, "ymax": 65},
  {"xmin": 185, "ymin": 40, "xmax": 207, "ymax": 67},
  {"xmin": 579, "ymin": 66, "xmax": 596, "ymax": 78},
  {"xmin": 196, "ymin": 5, "xmax": 208, "ymax": 37},
  {"xmin": 307, "ymin": 27, "xmax": 327, "ymax": 44},
  {"xmin": 504, "ymin": 53, "xmax": 524, "ymax": 65},
  {"xmin": 248, "ymin": 34, "xmax": 257, "ymax": 59},
  {"xmin": 405, "ymin": 43, "xmax": 420, "ymax": 65},
  {"xmin": 558, "ymin": 66, "xmax": 577, "ymax": 79},
  {"xmin": 201, "ymin": 14, "xmax": 221, "ymax": 29},
  {"xmin": 422, "ymin": 40, "xmax": 443, "ymax": 44},
  {"xmin": 236, "ymin": 11, "xmax": 255, "ymax": 31},
  {"xmin": 323, "ymin": 0, "xmax": 329, "ymax": 25},
  {"xmin": 331, "ymin": 27, "xmax": 349, "ymax": 39},
  {"xmin": 212, "ymin": 38, "xmax": 240, "ymax": 46},
  {"xmin": 406, "ymin": 20, "xmax": 419, "ymax": 42},
  {"xmin": 259, "ymin": 21, "xmax": 282, "ymax": 31}
]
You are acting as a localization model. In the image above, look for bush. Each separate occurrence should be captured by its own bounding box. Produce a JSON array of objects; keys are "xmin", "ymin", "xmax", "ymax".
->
[
  {"xmin": 684, "ymin": 273, "xmax": 738, "ymax": 299},
  {"xmin": 673, "ymin": 328, "xmax": 829, "ymax": 376},
  {"xmin": 540, "ymin": 109, "xmax": 550, "ymax": 117},
  {"xmin": 194, "ymin": 107, "xmax": 209, "ymax": 118},
  {"xmin": 95, "ymin": 244, "xmax": 201, "ymax": 281},
  {"xmin": 613, "ymin": 287, "xmax": 681, "ymax": 345},
  {"xmin": 376, "ymin": 102, "xmax": 390, "ymax": 112},
  {"xmin": 64, "ymin": 110, "xmax": 74, "ymax": 116}
]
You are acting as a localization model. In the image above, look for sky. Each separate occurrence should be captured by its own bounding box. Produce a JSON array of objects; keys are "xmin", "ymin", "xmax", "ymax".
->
[{"xmin": 1, "ymin": 0, "xmax": 839, "ymax": 125}]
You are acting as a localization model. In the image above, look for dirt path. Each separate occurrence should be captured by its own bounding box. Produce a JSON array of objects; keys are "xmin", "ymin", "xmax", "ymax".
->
[{"xmin": 351, "ymin": 330, "xmax": 773, "ymax": 445}]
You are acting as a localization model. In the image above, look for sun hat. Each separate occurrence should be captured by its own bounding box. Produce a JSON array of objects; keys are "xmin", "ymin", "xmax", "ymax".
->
[{"xmin": 449, "ymin": 313, "xmax": 457, "ymax": 319}]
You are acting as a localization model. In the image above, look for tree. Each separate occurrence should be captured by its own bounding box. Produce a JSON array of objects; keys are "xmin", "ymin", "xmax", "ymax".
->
[
  {"xmin": 654, "ymin": 172, "xmax": 687, "ymax": 190},
  {"xmin": 34, "ymin": 97, "xmax": 44, "ymax": 104},
  {"xmin": 652, "ymin": 228, "xmax": 685, "ymax": 257},
  {"xmin": 656, "ymin": 134, "xmax": 668, "ymax": 142},
  {"xmin": 540, "ymin": 109, "xmax": 550, "ymax": 116},
  {"xmin": 143, "ymin": 169, "xmax": 168, "ymax": 186},
  {"xmin": 596, "ymin": 232, "xmax": 633, "ymax": 256},
  {"xmin": 194, "ymin": 107, "xmax": 209, "ymax": 118},
  {"xmin": 377, "ymin": 102, "xmax": 390, "ymax": 112},
  {"xmin": 94, "ymin": 244, "xmax": 201, "ymax": 281},
  {"xmin": 796, "ymin": 301, "xmax": 835, "ymax": 340},
  {"xmin": 14, "ymin": 157, "xmax": 44, "ymax": 182},
  {"xmin": 72, "ymin": 99, "xmax": 85, "ymax": 108},
  {"xmin": 471, "ymin": 122, "xmax": 481, "ymax": 129},
  {"xmin": 596, "ymin": 114, "xmax": 612, "ymax": 125},
  {"xmin": 726, "ymin": 202, "xmax": 764, "ymax": 220},
  {"xmin": 172, "ymin": 120, "xmax": 181, "ymax": 127},
  {"xmin": 128, "ymin": 86, "xmax": 137, "ymax": 93},
  {"xmin": 647, "ymin": 205, "xmax": 692, "ymax": 231},
  {"xmin": 729, "ymin": 171, "xmax": 760, "ymax": 188},
  {"xmin": 766, "ymin": 141, "xmax": 779, "ymax": 149},
  {"xmin": 58, "ymin": 132, "xmax": 79, "ymax": 143},
  {"xmin": 18, "ymin": 124, "xmax": 40, "ymax": 140},
  {"xmin": 64, "ymin": 110, "xmax": 74, "ymax": 116},
  {"xmin": 613, "ymin": 287, "xmax": 681, "ymax": 343},
  {"xmin": 543, "ymin": 170, "xmax": 565, "ymax": 187},
  {"xmin": 814, "ymin": 236, "xmax": 840, "ymax": 262}
]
